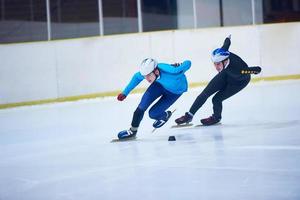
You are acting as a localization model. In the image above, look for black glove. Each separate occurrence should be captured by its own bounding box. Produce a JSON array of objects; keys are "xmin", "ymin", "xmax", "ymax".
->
[
  {"xmin": 241, "ymin": 66, "xmax": 262, "ymax": 75},
  {"xmin": 249, "ymin": 66, "xmax": 261, "ymax": 74},
  {"xmin": 171, "ymin": 63, "xmax": 182, "ymax": 67}
]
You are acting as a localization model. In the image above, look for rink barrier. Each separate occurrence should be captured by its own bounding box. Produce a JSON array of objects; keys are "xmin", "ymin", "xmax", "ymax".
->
[{"xmin": 0, "ymin": 74, "xmax": 300, "ymax": 110}]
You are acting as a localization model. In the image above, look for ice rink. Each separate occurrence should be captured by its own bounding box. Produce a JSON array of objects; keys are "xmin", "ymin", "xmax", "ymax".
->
[{"xmin": 0, "ymin": 80, "xmax": 300, "ymax": 200}]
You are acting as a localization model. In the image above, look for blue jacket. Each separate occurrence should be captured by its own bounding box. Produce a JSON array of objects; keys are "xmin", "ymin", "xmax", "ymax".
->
[{"xmin": 122, "ymin": 60, "xmax": 191, "ymax": 95}]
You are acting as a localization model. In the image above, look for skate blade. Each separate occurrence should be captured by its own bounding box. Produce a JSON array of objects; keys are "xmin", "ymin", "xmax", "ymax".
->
[
  {"xmin": 194, "ymin": 122, "xmax": 221, "ymax": 127},
  {"xmin": 171, "ymin": 123, "xmax": 194, "ymax": 128},
  {"xmin": 152, "ymin": 128, "xmax": 157, "ymax": 133},
  {"xmin": 111, "ymin": 137, "xmax": 137, "ymax": 143}
]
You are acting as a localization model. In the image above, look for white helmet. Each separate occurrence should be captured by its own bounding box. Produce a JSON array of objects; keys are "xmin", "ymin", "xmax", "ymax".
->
[
  {"xmin": 211, "ymin": 48, "xmax": 230, "ymax": 63},
  {"xmin": 140, "ymin": 58, "xmax": 158, "ymax": 76}
]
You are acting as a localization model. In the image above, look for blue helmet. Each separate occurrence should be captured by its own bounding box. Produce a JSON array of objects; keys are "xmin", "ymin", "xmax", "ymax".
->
[{"xmin": 211, "ymin": 48, "xmax": 230, "ymax": 63}]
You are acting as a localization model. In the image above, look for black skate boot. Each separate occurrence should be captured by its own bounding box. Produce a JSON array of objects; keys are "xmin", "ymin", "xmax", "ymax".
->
[
  {"xmin": 175, "ymin": 112, "xmax": 193, "ymax": 125},
  {"xmin": 200, "ymin": 116, "xmax": 221, "ymax": 126},
  {"xmin": 153, "ymin": 111, "xmax": 172, "ymax": 128}
]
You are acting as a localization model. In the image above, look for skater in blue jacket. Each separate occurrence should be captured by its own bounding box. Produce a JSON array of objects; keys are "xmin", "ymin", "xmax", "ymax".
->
[{"xmin": 117, "ymin": 58, "xmax": 191, "ymax": 140}]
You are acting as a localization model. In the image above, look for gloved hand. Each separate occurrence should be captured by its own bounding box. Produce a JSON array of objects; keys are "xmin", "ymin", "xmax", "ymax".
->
[
  {"xmin": 117, "ymin": 93, "xmax": 126, "ymax": 101},
  {"xmin": 171, "ymin": 63, "xmax": 182, "ymax": 67},
  {"xmin": 241, "ymin": 66, "xmax": 262, "ymax": 75},
  {"xmin": 227, "ymin": 34, "xmax": 231, "ymax": 39},
  {"xmin": 250, "ymin": 66, "xmax": 262, "ymax": 74}
]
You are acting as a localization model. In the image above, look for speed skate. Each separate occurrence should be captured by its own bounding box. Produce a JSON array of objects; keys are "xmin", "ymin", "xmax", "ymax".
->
[{"xmin": 171, "ymin": 123, "xmax": 221, "ymax": 128}]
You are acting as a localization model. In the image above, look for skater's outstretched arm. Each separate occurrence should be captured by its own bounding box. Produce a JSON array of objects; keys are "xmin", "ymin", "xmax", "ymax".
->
[
  {"xmin": 221, "ymin": 35, "xmax": 231, "ymax": 51},
  {"xmin": 158, "ymin": 60, "xmax": 191, "ymax": 74},
  {"xmin": 122, "ymin": 72, "xmax": 144, "ymax": 96}
]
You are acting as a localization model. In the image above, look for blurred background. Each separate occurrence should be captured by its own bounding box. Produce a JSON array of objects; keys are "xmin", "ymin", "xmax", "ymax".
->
[
  {"xmin": 0, "ymin": 0, "xmax": 299, "ymax": 44},
  {"xmin": 0, "ymin": 2, "xmax": 300, "ymax": 199},
  {"xmin": 0, "ymin": 0, "xmax": 299, "ymax": 107}
]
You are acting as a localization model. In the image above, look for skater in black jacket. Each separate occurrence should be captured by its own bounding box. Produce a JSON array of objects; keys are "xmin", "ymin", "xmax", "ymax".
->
[{"xmin": 175, "ymin": 35, "xmax": 261, "ymax": 126}]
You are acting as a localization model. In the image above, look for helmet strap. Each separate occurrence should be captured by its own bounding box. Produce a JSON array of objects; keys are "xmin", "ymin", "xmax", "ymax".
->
[
  {"xmin": 221, "ymin": 61, "xmax": 225, "ymax": 69},
  {"xmin": 221, "ymin": 58, "xmax": 229, "ymax": 69},
  {"xmin": 153, "ymin": 68, "xmax": 160, "ymax": 80}
]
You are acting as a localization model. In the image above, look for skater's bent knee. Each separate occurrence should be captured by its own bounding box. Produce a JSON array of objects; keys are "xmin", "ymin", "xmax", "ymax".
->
[
  {"xmin": 148, "ymin": 110, "xmax": 157, "ymax": 119},
  {"xmin": 148, "ymin": 109, "xmax": 160, "ymax": 119}
]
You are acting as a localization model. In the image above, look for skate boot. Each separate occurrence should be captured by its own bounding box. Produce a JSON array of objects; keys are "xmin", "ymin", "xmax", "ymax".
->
[
  {"xmin": 200, "ymin": 115, "xmax": 221, "ymax": 126},
  {"xmin": 153, "ymin": 111, "xmax": 172, "ymax": 128},
  {"xmin": 175, "ymin": 112, "xmax": 193, "ymax": 125},
  {"xmin": 118, "ymin": 128, "xmax": 137, "ymax": 140}
]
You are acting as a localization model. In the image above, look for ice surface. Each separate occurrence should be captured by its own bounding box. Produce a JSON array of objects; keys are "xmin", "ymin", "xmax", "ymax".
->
[{"xmin": 0, "ymin": 80, "xmax": 300, "ymax": 200}]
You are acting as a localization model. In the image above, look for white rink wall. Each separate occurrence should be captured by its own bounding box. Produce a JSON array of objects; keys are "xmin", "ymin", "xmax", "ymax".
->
[{"xmin": 0, "ymin": 22, "xmax": 300, "ymax": 105}]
